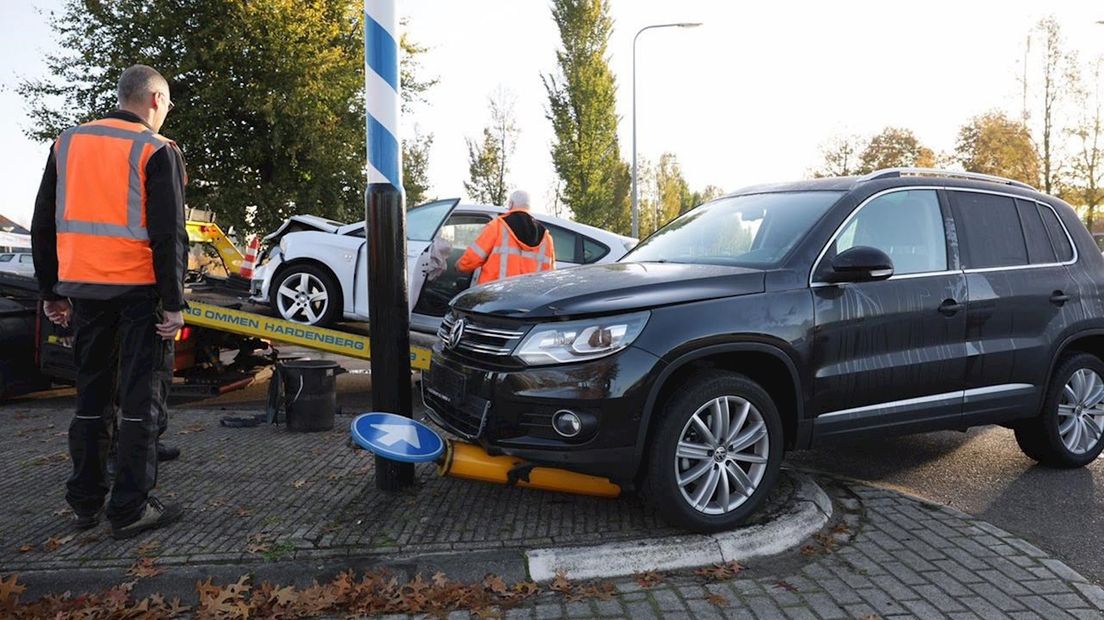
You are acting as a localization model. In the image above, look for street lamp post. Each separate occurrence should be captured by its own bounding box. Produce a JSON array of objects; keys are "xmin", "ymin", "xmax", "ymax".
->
[{"xmin": 632, "ymin": 21, "xmax": 701, "ymax": 239}]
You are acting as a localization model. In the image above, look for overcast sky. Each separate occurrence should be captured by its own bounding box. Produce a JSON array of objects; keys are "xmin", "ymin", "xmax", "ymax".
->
[{"xmin": 2, "ymin": 1, "xmax": 1102, "ymax": 228}]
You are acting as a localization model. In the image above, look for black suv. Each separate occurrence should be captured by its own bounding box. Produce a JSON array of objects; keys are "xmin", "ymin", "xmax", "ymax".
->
[{"xmin": 423, "ymin": 169, "xmax": 1104, "ymax": 532}]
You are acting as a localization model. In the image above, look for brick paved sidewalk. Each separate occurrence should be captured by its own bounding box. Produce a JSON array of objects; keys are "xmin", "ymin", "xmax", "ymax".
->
[{"xmin": 3, "ymin": 405, "xmax": 1104, "ymax": 618}]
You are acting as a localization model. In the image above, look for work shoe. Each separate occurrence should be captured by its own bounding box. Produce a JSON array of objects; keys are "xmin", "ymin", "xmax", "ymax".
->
[
  {"xmin": 74, "ymin": 509, "xmax": 102, "ymax": 531},
  {"xmin": 157, "ymin": 443, "xmax": 181, "ymax": 462},
  {"xmin": 111, "ymin": 497, "xmax": 183, "ymax": 540}
]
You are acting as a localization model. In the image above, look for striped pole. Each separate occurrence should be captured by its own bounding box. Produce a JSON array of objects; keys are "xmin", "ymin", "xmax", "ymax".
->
[
  {"xmin": 364, "ymin": 0, "xmax": 401, "ymax": 190},
  {"xmin": 364, "ymin": 0, "xmax": 414, "ymax": 491}
]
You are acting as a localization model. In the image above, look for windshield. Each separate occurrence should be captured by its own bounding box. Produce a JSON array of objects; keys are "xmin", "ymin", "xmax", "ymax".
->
[{"xmin": 624, "ymin": 191, "xmax": 843, "ymax": 267}]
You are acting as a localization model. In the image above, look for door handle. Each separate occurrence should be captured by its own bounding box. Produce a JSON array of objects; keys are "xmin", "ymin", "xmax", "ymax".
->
[
  {"xmin": 938, "ymin": 299, "xmax": 964, "ymax": 316},
  {"xmin": 1050, "ymin": 291, "xmax": 1071, "ymax": 305}
]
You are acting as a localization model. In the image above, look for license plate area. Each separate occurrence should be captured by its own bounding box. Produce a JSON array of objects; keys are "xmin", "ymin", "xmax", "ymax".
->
[{"xmin": 427, "ymin": 364, "xmax": 466, "ymax": 404}]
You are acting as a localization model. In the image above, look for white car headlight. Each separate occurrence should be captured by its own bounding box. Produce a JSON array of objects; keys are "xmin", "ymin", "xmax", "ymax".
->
[{"xmin": 515, "ymin": 311, "xmax": 650, "ymax": 365}]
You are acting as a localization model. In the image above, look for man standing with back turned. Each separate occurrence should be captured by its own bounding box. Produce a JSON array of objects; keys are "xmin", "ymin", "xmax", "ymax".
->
[
  {"xmin": 31, "ymin": 64, "xmax": 187, "ymax": 539},
  {"xmin": 457, "ymin": 190, "xmax": 556, "ymax": 285}
]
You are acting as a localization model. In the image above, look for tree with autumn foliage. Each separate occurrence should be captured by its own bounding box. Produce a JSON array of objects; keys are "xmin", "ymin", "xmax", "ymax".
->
[{"xmin": 953, "ymin": 112, "xmax": 1040, "ymax": 187}]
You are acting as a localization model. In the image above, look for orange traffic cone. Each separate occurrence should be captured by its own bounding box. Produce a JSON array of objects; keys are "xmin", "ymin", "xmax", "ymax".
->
[{"xmin": 239, "ymin": 235, "xmax": 260, "ymax": 279}]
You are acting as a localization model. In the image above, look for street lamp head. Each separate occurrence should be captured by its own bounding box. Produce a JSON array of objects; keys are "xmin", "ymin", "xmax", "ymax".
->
[{"xmin": 677, "ymin": 22, "xmax": 703, "ymax": 28}]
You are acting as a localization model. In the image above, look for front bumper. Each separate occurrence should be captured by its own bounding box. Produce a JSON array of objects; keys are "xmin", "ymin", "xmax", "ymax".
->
[{"xmin": 421, "ymin": 343, "xmax": 663, "ymax": 482}]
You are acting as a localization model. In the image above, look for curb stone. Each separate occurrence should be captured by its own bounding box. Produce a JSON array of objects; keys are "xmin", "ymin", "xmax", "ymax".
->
[{"xmin": 525, "ymin": 472, "xmax": 832, "ymax": 581}]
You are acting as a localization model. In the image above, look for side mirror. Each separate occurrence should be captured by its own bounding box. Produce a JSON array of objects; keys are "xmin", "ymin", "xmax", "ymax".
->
[{"xmin": 825, "ymin": 246, "xmax": 894, "ymax": 283}]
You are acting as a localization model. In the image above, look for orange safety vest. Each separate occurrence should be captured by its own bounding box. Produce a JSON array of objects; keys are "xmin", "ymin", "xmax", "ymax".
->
[
  {"xmin": 53, "ymin": 117, "xmax": 175, "ymax": 287},
  {"xmin": 457, "ymin": 213, "xmax": 556, "ymax": 285}
]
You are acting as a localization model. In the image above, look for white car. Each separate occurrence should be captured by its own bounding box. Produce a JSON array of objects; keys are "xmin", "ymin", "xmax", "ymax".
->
[
  {"xmin": 0, "ymin": 252, "xmax": 35, "ymax": 277},
  {"xmin": 249, "ymin": 199, "xmax": 636, "ymax": 333}
]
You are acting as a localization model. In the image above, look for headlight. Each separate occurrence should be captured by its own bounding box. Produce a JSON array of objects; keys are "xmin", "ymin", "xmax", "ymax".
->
[{"xmin": 515, "ymin": 311, "xmax": 650, "ymax": 365}]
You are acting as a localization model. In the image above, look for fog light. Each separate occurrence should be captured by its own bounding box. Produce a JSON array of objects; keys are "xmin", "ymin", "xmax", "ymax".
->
[{"xmin": 552, "ymin": 410, "xmax": 583, "ymax": 438}]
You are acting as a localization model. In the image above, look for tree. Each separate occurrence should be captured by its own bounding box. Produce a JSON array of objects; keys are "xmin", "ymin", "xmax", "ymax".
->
[
  {"xmin": 402, "ymin": 129, "xmax": 433, "ymax": 207},
  {"xmin": 689, "ymin": 185, "xmax": 725, "ymax": 209},
  {"xmin": 654, "ymin": 153, "xmax": 692, "ymax": 221},
  {"xmin": 858, "ymin": 127, "xmax": 936, "ymax": 173},
  {"xmin": 812, "ymin": 134, "xmax": 867, "ymax": 177},
  {"xmin": 19, "ymin": 2, "xmax": 438, "ymax": 233},
  {"xmin": 543, "ymin": 0, "xmax": 630, "ymax": 234},
  {"xmin": 1030, "ymin": 16, "xmax": 1077, "ymax": 194},
  {"xmin": 1067, "ymin": 58, "xmax": 1104, "ymax": 232},
  {"xmin": 464, "ymin": 89, "xmax": 519, "ymax": 205},
  {"xmin": 954, "ymin": 111, "xmax": 1040, "ymax": 187}
]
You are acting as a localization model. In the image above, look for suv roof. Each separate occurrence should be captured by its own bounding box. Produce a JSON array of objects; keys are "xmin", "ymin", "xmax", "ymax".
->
[{"xmin": 729, "ymin": 168, "xmax": 1038, "ymax": 197}]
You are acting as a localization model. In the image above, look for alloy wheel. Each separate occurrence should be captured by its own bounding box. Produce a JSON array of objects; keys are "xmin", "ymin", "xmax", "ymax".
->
[
  {"xmin": 276, "ymin": 272, "xmax": 329, "ymax": 324},
  {"xmin": 674, "ymin": 395, "xmax": 770, "ymax": 515},
  {"xmin": 1059, "ymin": 368, "xmax": 1104, "ymax": 454}
]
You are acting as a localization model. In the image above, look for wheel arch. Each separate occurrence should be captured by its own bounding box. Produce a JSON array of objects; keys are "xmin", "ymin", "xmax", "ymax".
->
[
  {"xmin": 633, "ymin": 342, "xmax": 807, "ymax": 478},
  {"xmin": 1050, "ymin": 329, "xmax": 1104, "ymax": 386}
]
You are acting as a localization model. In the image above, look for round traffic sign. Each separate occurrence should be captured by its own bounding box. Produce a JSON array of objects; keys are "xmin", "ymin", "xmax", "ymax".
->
[{"xmin": 350, "ymin": 412, "xmax": 445, "ymax": 463}]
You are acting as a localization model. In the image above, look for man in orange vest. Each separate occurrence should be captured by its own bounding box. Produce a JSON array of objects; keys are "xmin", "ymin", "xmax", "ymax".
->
[
  {"xmin": 457, "ymin": 190, "xmax": 556, "ymax": 285},
  {"xmin": 31, "ymin": 65, "xmax": 187, "ymax": 539}
]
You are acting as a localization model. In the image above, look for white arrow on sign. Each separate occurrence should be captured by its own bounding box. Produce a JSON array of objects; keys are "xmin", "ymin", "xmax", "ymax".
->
[{"xmin": 371, "ymin": 423, "xmax": 422, "ymax": 449}]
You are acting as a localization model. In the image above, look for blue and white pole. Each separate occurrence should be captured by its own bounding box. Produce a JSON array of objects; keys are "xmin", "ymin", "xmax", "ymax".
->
[
  {"xmin": 364, "ymin": 0, "xmax": 401, "ymax": 189},
  {"xmin": 363, "ymin": 0, "xmax": 414, "ymax": 492}
]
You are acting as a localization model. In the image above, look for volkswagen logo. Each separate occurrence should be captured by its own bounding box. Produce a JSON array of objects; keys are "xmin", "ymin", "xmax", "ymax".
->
[{"xmin": 447, "ymin": 318, "xmax": 466, "ymax": 350}]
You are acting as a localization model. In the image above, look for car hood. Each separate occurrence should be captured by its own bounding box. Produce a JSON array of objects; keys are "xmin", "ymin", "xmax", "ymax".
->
[
  {"xmin": 262, "ymin": 215, "xmax": 346, "ymax": 242},
  {"xmin": 451, "ymin": 262, "xmax": 766, "ymax": 319}
]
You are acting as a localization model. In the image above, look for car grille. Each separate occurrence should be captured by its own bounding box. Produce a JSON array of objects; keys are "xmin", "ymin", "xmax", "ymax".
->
[
  {"xmin": 422, "ymin": 378, "xmax": 489, "ymax": 440},
  {"xmin": 437, "ymin": 312, "xmax": 528, "ymax": 361}
]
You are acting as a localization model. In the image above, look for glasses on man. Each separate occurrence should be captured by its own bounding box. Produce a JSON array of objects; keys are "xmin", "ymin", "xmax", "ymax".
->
[{"xmin": 156, "ymin": 91, "xmax": 174, "ymax": 112}]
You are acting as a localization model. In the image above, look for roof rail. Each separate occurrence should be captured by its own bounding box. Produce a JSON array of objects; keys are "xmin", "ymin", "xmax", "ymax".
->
[{"xmin": 857, "ymin": 168, "xmax": 1037, "ymax": 191}]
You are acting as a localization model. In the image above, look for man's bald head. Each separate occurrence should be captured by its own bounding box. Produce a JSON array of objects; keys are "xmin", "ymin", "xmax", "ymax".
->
[{"xmin": 116, "ymin": 65, "xmax": 173, "ymax": 132}]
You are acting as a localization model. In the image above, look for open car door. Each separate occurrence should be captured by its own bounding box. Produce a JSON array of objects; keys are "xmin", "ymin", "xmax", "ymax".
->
[{"xmin": 406, "ymin": 199, "xmax": 462, "ymax": 312}]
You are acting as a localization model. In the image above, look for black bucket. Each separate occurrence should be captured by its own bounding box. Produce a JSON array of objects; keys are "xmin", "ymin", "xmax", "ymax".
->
[{"xmin": 279, "ymin": 360, "xmax": 339, "ymax": 432}]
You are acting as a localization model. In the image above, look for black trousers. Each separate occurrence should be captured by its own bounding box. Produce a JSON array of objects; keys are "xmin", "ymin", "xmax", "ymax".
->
[{"xmin": 66, "ymin": 291, "xmax": 173, "ymax": 527}]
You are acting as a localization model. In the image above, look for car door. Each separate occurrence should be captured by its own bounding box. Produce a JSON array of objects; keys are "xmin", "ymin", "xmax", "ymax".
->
[
  {"xmin": 949, "ymin": 190, "xmax": 1078, "ymax": 424},
  {"xmin": 352, "ymin": 199, "xmax": 460, "ymax": 319},
  {"xmin": 410, "ymin": 211, "xmax": 494, "ymax": 331},
  {"xmin": 810, "ymin": 188, "xmax": 968, "ymax": 441}
]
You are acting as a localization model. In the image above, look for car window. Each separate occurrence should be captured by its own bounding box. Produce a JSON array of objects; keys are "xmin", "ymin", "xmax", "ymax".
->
[
  {"xmin": 437, "ymin": 214, "xmax": 491, "ymax": 249},
  {"xmin": 1016, "ymin": 199, "xmax": 1057, "ymax": 264},
  {"xmin": 546, "ymin": 225, "xmax": 580, "ymax": 263},
  {"xmin": 582, "ymin": 237, "xmax": 610, "ymax": 264},
  {"xmin": 627, "ymin": 191, "xmax": 843, "ymax": 267},
  {"xmin": 951, "ymin": 191, "xmax": 1028, "ymax": 269},
  {"xmin": 19, "ymin": 254, "xmax": 33, "ymax": 263},
  {"xmin": 1038, "ymin": 204, "xmax": 1074, "ymax": 262},
  {"xmin": 0, "ymin": 254, "xmax": 12, "ymax": 262},
  {"xmin": 407, "ymin": 200, "xmax": 456, "ymax": 242},
  {"xmin": 827, "ymin": 189, "xmax": 947, "ymax": 276}
]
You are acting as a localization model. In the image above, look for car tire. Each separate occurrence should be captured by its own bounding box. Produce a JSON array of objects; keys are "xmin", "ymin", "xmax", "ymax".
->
[
  {"xmin": 270, "ymin": 263, "xmax": 342, "ymax": 327},
  {"xmin": 1015, "ymin": 353, "xmax": 1104, "ymax": 468},
  {"xmin": 644, "ymin": 370, "xmax": 783, "ymax": 533}
]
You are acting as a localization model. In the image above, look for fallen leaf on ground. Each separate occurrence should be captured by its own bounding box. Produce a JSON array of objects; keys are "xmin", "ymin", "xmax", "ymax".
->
[
  {"xmin": 694, "ymin": 561, "xmax": 746, "ymax": 581},
  {"xmin": 550, "ymin": 569, "xmax": 572, "ymax": 594},
  {"xmin": 52, "ymin": 508, "xmax": 70, "ymax": 517},
  {"xmin": 136, "ymin": 540, "xmax": 160, "ymax": 557},
  {"xmin": 566, "ymin": 580, "xmax": 615, "ymax": 602},
  {"xmin": 42, "ymin": 534, "xmax": 75, "ymax": 552},
  {"xmin": 0, "ymin": 574, "xmax": 27, "ymax": 607},
  {"xmin": 291, "ymin": 479, "xmax": 307, "ymax": 489},
  {"xmin": 127, "ymin": 557, "xmax": 165, "ymax": 579},
  {"xmin": 800, "ymin": 544, "xmax": 819, "ymax": 556},
  {"xmin": 774, "ymin": 580, "xmax": 798, "ymax": 592},
  {"xmin": 482, "ymin": 574, "xmax": 508, "ymax": 595},
  {"xmin": 177, "ymin": 423, "xmax": 205, "ymax": 435},
  {"xmin": 32, "ymin": 452, "xmax": 69, "ymax": 466},
  {"xmin": 707, "ymin": 593, "xmax": 729, "ymax": 607},
  {"xmin": 236, "ymin": 507, "xmax": 253, "ymax": 517},
  {"xmin": 633, "ymin": 570, "xmax": 665, "ymax": 588},
  {"xmin": 17, "ymin": 545, "xmax": 34, "ymax": 553}
]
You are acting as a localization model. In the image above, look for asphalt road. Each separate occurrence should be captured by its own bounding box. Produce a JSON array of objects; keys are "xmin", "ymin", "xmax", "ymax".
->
[{"xmin": 6, "ymin": 353, "xmax": 1102, "ymax": 585}]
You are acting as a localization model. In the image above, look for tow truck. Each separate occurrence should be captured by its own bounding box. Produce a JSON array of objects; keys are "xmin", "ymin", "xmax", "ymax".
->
[{"xmin": 0, "ymin": 210, "xmax": 433, "ymax": 400}]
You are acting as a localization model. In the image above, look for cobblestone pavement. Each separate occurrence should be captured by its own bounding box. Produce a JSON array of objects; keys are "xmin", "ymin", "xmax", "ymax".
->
[
  {"xmin": 476, "ymin": 485, "xmax": 1104, "ymax": 619},
  {"xmin": 4, "ymin": 405, "xmax": 1104, "ymax": 618},
  {"xmin": 0, "ymin": 406, "xmax": 791, "ymax": 571}
]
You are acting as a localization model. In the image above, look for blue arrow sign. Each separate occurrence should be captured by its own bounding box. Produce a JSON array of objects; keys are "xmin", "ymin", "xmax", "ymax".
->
[{"xmin": 351, "ymin": 412, "xmax": 445, "ymax": 463}]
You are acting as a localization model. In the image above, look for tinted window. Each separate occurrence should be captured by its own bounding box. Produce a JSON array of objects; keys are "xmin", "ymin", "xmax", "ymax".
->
[
  {"xmin": 0, "ymin": 254, "xmax": 12, "ymax": 262},
  {"xmin": 1038, "ymin": 204, "xmax": 1074, "ymax": 262},
  {"xmin": 1016, "ymin": 199, "xmax": 1056, "ymax": 264},
  {"xmin": 546, "ymin": 225, "xmax": 580, "ymax": 264},
  {"xmin": 951, "ymin": 192, "xmax": 1027, "ymax": 269},
  {"xmin": 627, "ymin": 191, "xmax": 843, "ymax": 267},
  {"xmin": 827, "ymin": 189, "xmax": 947, "ymax": 276},
  {"xmin": 19, "ymin": 255, "xmax": 33, "ymax": 263},
  {"xmin": 582, "ymin": 237, "xmax": 610, "ymax": 264}
]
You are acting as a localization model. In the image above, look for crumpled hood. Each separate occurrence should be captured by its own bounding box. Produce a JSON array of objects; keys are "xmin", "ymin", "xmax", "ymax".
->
[{"xmin": 451, "ymin": 262, "xmax": 766, "ymax": 319}]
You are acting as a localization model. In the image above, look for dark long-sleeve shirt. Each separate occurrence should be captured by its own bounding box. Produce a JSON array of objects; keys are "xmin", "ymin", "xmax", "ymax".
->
[{"xmin": 31, "ymin": 110, "xmax": 189, "ymax": 311}]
